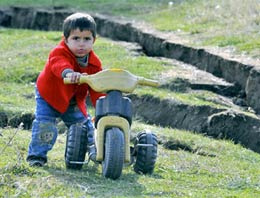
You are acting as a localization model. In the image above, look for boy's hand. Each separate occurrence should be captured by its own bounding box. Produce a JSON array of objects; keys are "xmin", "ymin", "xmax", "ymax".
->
[{"xmin": 65, "ymin": 72, "xmax": 81, "ymax": 83}]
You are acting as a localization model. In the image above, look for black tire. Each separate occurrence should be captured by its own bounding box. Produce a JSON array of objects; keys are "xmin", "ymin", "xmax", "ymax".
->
[
  {"xmin": 102, "ymin": 127, "xmax": 125, "ymax": 180},
  {"xmin": 134, "ymin": 131, "xmax": 158, "ymax": 174},
  {"xmin": 65, "ymin": 124, "xmax": 88, "ymax": 170}
]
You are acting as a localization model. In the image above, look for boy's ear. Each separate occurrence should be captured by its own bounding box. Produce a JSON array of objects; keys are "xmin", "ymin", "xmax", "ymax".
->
[
  {"xmin": 93, "ymin": 37, "xmax": 96, "ymax": 44},
  {"xmin": 62, "ymin": 35, "xmax": 67, "ymax": 43}
]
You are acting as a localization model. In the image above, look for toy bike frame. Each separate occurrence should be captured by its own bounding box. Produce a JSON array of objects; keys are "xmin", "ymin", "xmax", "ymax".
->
[{"xmin": 64, "ymin": 69, "xmax": 158, "ymax": 179}]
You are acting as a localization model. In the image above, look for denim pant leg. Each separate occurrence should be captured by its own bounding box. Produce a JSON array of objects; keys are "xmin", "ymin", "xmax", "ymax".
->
[
  {"xmin": 83, "ymin": 115, "xmax": 95, "ymax": 145},
  {"xmin": 27, "ymin": 88, "xmax": 59, "ymax": 161},
  {"xmin": 61, "ymin": 105, "xmax": 95, "ymax": 145}
]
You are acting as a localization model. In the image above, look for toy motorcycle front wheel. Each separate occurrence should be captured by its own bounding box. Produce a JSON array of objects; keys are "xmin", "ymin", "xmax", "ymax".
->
[{"xmin": 102, "ymin": 127, "xmax": 125, "ymax": 180}]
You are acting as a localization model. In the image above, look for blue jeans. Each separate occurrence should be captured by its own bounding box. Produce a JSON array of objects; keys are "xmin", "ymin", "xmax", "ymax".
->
[{"xmin": 27, "ymin": 87, "xmax": 95, "ymax": 162}]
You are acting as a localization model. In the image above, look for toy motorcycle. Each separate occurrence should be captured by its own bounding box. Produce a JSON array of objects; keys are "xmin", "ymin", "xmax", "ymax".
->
[{"xmin": 64, "ymin": 69, "xmax": 158, "ymax": 179}]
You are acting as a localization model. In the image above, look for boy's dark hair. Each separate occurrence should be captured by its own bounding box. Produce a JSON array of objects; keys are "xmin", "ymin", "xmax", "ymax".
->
[{"xmin": 63, "ymin": 13, "xmax": 96, "ymax": 39}]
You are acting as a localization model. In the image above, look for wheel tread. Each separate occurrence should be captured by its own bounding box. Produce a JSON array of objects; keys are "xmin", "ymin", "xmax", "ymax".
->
[
  {"xmin": 134, "ymin": 132, "xmax": 158, "ymax": 174},
  {"xmin": 65, "ymin": 124, "xmax": 88, "ymax": 170}
]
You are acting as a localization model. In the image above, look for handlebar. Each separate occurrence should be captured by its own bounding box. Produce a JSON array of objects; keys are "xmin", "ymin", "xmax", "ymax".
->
[
  {"xmin": 137, "ymin": 77, "xmax": 159, "ymax": 87},
  {"xmin": 64, "ymin": 69, "xmax": 159, "ymax": 93}
]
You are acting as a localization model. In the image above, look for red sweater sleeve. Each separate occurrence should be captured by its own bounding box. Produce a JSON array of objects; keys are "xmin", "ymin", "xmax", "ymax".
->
[{"xmin": 49, "ymin": 50, "xmax": 74, "ymax": 78}]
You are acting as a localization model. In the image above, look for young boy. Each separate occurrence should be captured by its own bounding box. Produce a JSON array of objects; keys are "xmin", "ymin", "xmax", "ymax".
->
[{"xmin": 27, "ymin": 12, "xmax": 104, "ymax": 166}]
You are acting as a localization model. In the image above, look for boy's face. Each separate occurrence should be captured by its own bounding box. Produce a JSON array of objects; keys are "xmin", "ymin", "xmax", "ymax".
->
[{"xmin": 65, "ymin": 28, "xmax": 95, "ymax": 57}]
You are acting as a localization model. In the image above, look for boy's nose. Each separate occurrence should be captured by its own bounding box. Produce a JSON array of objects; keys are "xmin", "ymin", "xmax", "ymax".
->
[{"xmin": 79, "ymin": 39, "xmax": 85, "ymax": 46}]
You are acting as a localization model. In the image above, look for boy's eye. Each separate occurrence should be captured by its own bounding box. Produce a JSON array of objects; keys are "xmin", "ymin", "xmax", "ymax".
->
[
  {"xmin": 72, "ymin": 36, "xmax": 80, "ymax": 40},
  {"xmin": 84, "ymin": 37, "xmax": 91, "ymax": 41}
]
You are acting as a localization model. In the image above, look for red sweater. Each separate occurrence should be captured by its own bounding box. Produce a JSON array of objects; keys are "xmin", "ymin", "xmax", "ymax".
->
[{"xmin": 37, "ymin": 40, "xmax": 104, "ymax": 117}]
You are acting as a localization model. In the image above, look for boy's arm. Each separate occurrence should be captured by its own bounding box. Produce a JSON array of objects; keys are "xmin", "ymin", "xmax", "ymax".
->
[{"xmin": 61, "ymin": 69, "xmax": 74, "ymax": 78}]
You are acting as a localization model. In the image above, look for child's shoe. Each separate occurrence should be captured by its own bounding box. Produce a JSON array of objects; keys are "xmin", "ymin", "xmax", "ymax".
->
[{"xmin": 27, "ymin": 156, "xmax": 46, "ymax": 167}]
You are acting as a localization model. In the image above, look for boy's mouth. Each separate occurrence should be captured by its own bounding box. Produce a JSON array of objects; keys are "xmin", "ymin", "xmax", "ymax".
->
[
  {"xmin": 77, "ymin": 49, "xmax": 85, "ymax": 53},
  {"xmin": 76, "ymin": 49, "xmax": 86, "ymax": 55}
]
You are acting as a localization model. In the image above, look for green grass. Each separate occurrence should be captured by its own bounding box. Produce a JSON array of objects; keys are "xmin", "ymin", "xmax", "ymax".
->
[
  {"xmin": 203, "ymin": 35, "xmax": 260, "ymax": 55},
  {"xmin": 0, "ymin": 27, "xmax": 260, "ymax": 197},
  {"xmin": 93, "ymin": 39, "xmax": 165, "ymax": 79},
  {"xmin": 0, "ymin": 123, "xmax": 260, "ymax": 197},
  {"xmin": 0, "ymin": 0, "xmax": 259, "ymax": 57},
  {"xmin": 136, "ymin": 87, "xmax": 229, "ymax": 109},
  {"xmin": 0, "ymin": 82, "xmax": 35, "ymax": 115},
  {"xmin": 0, "ymin": 28, "xmax": 59, "ymax": 83}
]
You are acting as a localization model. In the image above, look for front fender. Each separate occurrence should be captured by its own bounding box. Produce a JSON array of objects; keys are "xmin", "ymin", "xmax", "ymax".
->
[{"xmin": 95, "ymin": 116, "xmax": 130, "ymax": 163}]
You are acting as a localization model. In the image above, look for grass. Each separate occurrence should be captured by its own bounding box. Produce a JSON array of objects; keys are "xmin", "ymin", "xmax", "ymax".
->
[
  {"xmin": 0, "ymin": 0, "xmax": 259, "ymax": 58},
  {"xmin": 0, "ymin": 19, "xmax": 260, "ymax": 198},
  {"xmin": 142, "ymin": 0, "xmax": 260, "ymax": 58},
  {"xmin": 0, "ymin": 123, "xmax": 260, "ymax": 197},
  {"xmin": 0, "ymin": 82, "xmax": 35, "ymax": 115},
  {"xmin": 0, "ymin": 28, "xmax": 60, "ymax": 83},
  {"xmin": 136, "ymin": 86, "xmax": 229, "ymax": 109},
  {"xmin": 93, "ymin": 39, "xmax": 165, "ymax": 79}
]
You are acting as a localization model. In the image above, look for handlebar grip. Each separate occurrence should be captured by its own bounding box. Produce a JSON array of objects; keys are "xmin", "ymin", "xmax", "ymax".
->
[
  {"xmin": 63, "ymin": 78, "xmax": 74, "ymax": 84},
  {"xmin": 63, "ymin": 76, "xmax": 89, "ymax": 84},
  {"xmin": 138, "ymin": 77, "xmax": 159, "ymax": 87}
]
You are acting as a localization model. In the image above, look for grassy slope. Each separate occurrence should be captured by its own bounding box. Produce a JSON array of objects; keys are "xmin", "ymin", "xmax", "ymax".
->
[
  {"xmin": 1, "ymin": 124, "xmax": 260, "ymax": 197},
  {"xmin": 0, "ymin": 0, "xmax": 260, "ymax": 196},
  {"xmin": 0, "ymin": 0, "xmax": 259, "ymax": 58},
  {"xmin": 0, "ymin": 28, "xmax": 260, "ymax": 197}
]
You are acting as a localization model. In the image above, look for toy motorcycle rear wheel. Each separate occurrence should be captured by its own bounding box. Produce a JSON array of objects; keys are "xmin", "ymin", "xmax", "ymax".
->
[
  {"xmin": 133, "ymin": 131, "xmax": 158, "ymax": 174},
  {"xmin": 65, "ymin": 124, "xmax": 87, "ymax": 170},
  {"xmin": 102, "ymin": 127, "xmax": 125, "ymax": 180}
]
